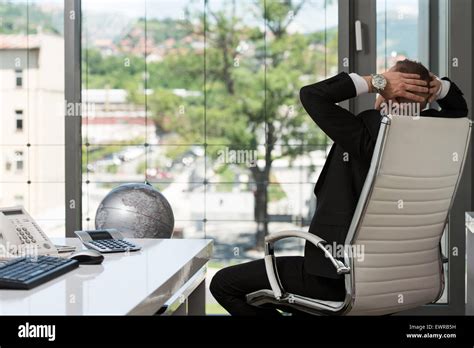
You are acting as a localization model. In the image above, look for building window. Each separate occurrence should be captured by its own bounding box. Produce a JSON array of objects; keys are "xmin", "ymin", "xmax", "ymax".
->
[
  {"xmin": 14, "ymin": 151, "xmax": 24, "ymax": 171},
  {"xmin": 15, "ymin": 69, "xmax": 23, "ymax": 88},
  {"xmin": 14, "ymin": 195, "xmax": 24, "ymax": 205},
  {"xmin": 15, "ymin": 110, "xmax": 24, "ymax": 131}
]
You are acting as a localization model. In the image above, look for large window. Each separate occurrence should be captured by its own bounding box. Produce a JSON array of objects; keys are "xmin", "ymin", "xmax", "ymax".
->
[
  {"xmin": 80, "ymin": 0, "xmax": 338, "ymax": 314},
  {"xmin": 0, "ymin": 0, "xmax": 65, "ymax": 236}
]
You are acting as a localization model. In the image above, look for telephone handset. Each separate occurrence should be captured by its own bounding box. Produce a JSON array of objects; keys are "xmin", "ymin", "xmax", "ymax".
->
[{"xmin": 0, "ymin": 206, "xmax": 58, "ymax": 257}]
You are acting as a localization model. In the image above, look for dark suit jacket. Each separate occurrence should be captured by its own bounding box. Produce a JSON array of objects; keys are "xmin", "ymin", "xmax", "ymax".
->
[{"xmin": 299, "ymin": 72, "xmax": 468, "ymax": 279}]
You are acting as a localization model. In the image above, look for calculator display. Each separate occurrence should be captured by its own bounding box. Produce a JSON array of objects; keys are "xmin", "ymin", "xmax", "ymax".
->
[
  {"xmin": 89, "ymin": 231, "xmax": 113, "ymax": 240},
  {"xmin": 2, "ymin": 210, "xmax": 23, "ymax": 216}
]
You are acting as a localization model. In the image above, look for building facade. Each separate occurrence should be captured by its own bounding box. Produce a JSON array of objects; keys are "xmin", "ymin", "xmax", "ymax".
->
[{"xmin": 0, "ymin": 34, "xmax": 65, "ymax": 234}]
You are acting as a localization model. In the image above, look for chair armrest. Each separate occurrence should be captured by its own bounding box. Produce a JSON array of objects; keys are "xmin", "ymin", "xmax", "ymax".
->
[
  {"xmin": 266, "ymin": 230, "xmax": 325, "ymax": 248},
  {"xmin": 266, "ymin": 230, "xmax": 351, "ymax": 275},
  {"xmin": 263, "ymin": 230, "xmax": 351, "ymax": 300},
  {"xmin": 438, "ymin": 242, "xmax": 448, "ymax": 264}
]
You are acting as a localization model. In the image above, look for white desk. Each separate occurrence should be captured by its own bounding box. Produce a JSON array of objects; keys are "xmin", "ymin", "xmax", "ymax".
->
[{"xmin": 0, "ymin": 238, "xmax": 213, "ymax": 315}]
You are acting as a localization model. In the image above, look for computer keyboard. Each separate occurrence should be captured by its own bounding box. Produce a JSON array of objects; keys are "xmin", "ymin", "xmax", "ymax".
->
[{"xmin": 0, "ymin": 256, "xmax": 79, "ymax": 290}]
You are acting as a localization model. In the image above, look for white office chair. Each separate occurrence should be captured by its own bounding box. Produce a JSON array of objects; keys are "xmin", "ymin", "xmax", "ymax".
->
[{"xmin": 246, "ymin": 115, "xmax": 472, "ymax": 315}]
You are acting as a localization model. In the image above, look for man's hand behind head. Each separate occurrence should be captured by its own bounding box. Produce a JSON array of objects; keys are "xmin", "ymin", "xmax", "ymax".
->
[{"xmin": 380, "ymin": 71, "xmax": 429, "ymax": 103}]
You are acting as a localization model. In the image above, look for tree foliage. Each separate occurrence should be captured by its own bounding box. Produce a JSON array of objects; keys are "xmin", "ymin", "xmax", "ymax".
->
[{"xmin": 79, "ymin": 0, "xmax": 337, "ymax": 247}]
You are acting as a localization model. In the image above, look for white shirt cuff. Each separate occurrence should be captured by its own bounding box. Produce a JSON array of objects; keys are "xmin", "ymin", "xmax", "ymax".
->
[
  {"xmin": 349, "ymin": 73, "xmax": 369, "ymax": 96},
  {"xmin": 436, "ymin": 78, "xmax": 451, "ymax": 100}
]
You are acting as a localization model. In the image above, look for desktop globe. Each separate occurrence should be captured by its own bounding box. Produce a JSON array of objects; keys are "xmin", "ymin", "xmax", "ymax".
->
[{"xmin": 95, "ymin": 183, "xmax": 175, "ymax": 238}]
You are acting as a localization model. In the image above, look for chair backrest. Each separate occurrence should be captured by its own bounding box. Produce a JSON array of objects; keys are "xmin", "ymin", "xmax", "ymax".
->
[{"xmin": 345, "ymin": 115, "xmax": 471, "ymax": 315}]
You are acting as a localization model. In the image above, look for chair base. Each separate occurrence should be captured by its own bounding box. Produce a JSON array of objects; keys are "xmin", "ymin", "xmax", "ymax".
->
[{"xmin": 246, "ymin": 289, "xmax": 346, "ymax": 316}]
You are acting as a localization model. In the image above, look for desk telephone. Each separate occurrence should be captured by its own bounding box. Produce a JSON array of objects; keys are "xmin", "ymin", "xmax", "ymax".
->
[{"xmin": 0, "ymin": 206, "xmax": 57, "ymax": 257}]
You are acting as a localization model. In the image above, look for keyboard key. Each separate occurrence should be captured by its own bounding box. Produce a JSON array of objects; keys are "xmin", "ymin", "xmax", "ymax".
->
[{"xmin": 0, "ymin": 256, "xmax": 79, "ymax": 290}]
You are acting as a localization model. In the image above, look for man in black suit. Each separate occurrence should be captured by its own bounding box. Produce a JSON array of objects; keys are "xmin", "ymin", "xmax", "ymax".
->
[{"xmin": 210, "ymin": 59, "xmax": 468, "ymax": 316}]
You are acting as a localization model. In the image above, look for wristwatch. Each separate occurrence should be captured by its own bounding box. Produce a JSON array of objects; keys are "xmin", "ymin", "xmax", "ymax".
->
[{"xmin": 371, "ymin": 74, "xmax": 387, "ymax": 93}]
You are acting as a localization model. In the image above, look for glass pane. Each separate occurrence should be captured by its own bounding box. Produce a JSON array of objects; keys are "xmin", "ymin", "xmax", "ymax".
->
[
  {"xmin": 206, "ymin": 144, "xmax": 263, "ymax": 184},
  {"xmin": 268, "ymin": 144, "xmax": 330, "ymax": 185},
  {"xmin": 30, "ymin": 146, "xmax": 65, "ymax": 182},
  {"xmin": 268, "ymin": 0, "xmax": 338, "ymax": 147},
  {"xmin": 376, "ymin": 0, "xmax": 430, "ymax": 72},
  {"xmin": 205, "ymin": 0, "xmax": 266, "ymax": 146},
  {"xmin": 0, "ymin": 0, "xmax": 65, "ymax": 235},
  {"xmin": 206, "ymin": 221, "xmax": 263, "ymax": 261},
  {"xmin": 83, "ymin": 145, "xmax": 147, "ymax": 183},
  {"xmin": 267, "ymin": 183, "xmax": 314, "ymax": 226},
  {"xmin": 437, "ymin": 0, "xmax": 449, "ymax": 77},
  {"xmin": 146, "ymin": 0, "xmax": 205, "ymax": 145},
  {"xmin": 0, "ymin": 182, "xmax": 65, "ymax": 236},
  {"xmin": 206, "ymin": 183, "xmax": 255, "ymax": 221},
  {"xmin": 82, "ymin": 0, "xmax": 147, "ymax": 146},
  {"xmin": 0, "ymin": 145, "xmax": 65, "ymax": 188},
  {"xmin": 0, "ymin": 145, "xmax": 28, "ymax": 182},
  {"xmin": 79, "ymin": 0, "xmax": 338, "ymax": 315},
  {"xmin": 146, "ymin": 145, "xmax": 205, "ymax": 183}
]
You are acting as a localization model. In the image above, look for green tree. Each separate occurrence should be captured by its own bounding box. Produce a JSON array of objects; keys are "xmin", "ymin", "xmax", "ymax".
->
[
  {"xmin": 149, "ymin": 0, "xmax": 333, "ymax": 248},
  {"xmin": 79, "ymin": 0, "xmax": 336, "ymax": 249}
]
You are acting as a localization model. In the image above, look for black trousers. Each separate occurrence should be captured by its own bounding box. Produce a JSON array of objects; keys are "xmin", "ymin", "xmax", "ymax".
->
[{"xmin": 210, "ymin": 256, "xmax": 345, "ymax": 316}]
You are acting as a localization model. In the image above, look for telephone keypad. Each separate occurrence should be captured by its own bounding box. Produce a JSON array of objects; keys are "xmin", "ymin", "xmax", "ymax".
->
[
  {"xmin": 13, "ymin": 221, "xmax": 43, "ymax": 244},
  {"xmin": 13, "ymin": 220, "xmax": 45, "ymax": 248}
]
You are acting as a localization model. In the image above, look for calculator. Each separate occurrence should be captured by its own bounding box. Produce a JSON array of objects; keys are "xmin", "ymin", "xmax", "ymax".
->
[{"xmin": 74, "ymin": 229, "xmax": 141, "ymax": 253}]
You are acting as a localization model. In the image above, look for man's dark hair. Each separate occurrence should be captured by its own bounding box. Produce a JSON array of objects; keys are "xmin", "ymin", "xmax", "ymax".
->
[{"xmin": 393, "ymin": 59, "xmax": 432, "ymax": 87}]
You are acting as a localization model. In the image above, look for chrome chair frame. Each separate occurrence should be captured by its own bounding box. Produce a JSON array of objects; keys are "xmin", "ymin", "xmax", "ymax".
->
[{"xmin": 246, "ymin": 115, "xmax": 472, "ymax": 315}]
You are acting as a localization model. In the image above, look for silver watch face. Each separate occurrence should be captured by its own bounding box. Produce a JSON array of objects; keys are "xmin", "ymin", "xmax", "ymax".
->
[{"xmin": 372, "ymin": 74, "xmax": 387, "ymax": 90}]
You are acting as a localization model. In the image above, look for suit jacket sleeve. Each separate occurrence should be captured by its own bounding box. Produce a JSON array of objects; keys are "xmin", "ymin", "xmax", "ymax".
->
[
  {"xmin": 435, "ymin": 78, "xmax": 468, "ymax": 117},
  {"xmin": 300, "ymin": 72, "xmax": 377, "ymax": 161}
]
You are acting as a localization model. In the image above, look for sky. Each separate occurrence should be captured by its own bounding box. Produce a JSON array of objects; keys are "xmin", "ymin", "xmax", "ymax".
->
[
  {"xmin": 79, "ymin": 0, "xmax": 420, "ymax": 29},
  {"xmin": 23, "ymin": 0, "xmax": 421, "ymax": 33},
  {"xmin": 81, "ymin": 0, "xmax": 339, "ymax": 32}
]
